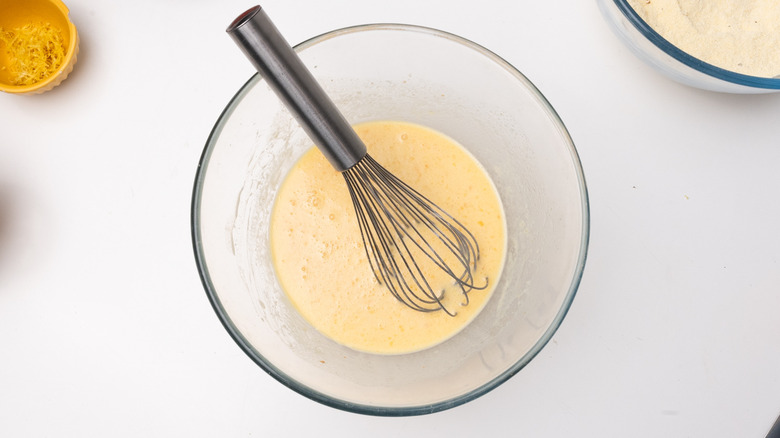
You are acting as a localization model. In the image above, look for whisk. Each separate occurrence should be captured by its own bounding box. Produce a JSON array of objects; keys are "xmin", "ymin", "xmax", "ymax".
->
[{"xmin": 227, "ymin": 6, "xmax": 487, "ymax": 315}]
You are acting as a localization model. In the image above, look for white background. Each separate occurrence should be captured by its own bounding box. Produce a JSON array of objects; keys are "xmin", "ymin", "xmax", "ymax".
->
[{"xmin": 1, "ymin": 0, "xmax": 779, "ymax": 436}]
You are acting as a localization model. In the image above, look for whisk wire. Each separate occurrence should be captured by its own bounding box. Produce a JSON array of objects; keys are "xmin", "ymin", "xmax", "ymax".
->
[
  {"xmin": 362, "ymin": 156, "xmax": 482, "ymax": 285},
  {"xmin": 344, "ymin": 155, "xmax": 488, "ymax": 315},
  {"xmin": 367, "ymin": 159, "xmax": 480, "ymax": 284},
  {"xmin": 367, "ymin": 168, "xmax": 474, "ymax": 298},
  {"xmin": 345, "ymin": 164, "xmax": 445, "ymax": 313}
]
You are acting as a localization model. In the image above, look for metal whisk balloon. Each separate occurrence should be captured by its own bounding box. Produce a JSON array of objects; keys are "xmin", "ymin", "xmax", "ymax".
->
[{"xmin": 227, "ymin": 6, "xmax": 487, "ymax": 315}]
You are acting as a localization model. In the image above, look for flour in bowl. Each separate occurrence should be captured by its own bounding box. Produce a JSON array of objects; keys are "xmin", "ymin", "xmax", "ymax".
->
[{"xmin": 628, "ymin": 0, "xmax": 780, "ymax": 78}]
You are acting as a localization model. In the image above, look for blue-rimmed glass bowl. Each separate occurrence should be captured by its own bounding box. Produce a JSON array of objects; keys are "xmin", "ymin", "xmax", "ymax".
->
[
  {"xmin": 597, "ymin": 0, "xmax": 780, "ymax": 94},
  {"xmin": 191, "ymin": 23, "xmax": 589, "ymax": 415}
]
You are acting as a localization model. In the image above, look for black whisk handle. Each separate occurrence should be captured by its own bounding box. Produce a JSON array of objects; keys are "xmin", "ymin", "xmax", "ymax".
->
[{"xmin": 227, "ymin": 5, "xmax": 367, "ymax": 172}]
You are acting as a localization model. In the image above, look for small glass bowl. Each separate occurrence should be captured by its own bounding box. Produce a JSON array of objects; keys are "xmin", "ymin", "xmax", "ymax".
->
[
  {"xmin": 192, "ymin": 24, "xmax": 589, "ymax": 415},
  {"xmin": 597, "ymin": 0, "xmax": 780, "ymax": 94},
  {"xmin": 0, "ymin": 0, "xmax": 79, "ymax": 95}
]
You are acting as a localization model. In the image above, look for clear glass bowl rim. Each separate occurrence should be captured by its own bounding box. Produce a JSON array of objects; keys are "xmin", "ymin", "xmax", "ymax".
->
[
  {"xmin": 610, "ymin": 0, "xmax": 780, "ymax": 90},
  {"xmin": 191, "ymin": 22, "xmax": 590, "ymax": 416}
]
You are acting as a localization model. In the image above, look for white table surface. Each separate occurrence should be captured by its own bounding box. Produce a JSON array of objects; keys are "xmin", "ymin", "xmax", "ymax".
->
[{"xmin": 2, "ymin": 1, "xmax": 779, "ymax": 436}]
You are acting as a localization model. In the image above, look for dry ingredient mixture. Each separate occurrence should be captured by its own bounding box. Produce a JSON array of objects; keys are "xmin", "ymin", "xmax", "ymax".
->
[
  {"xmin": 270, "ymin": 121, "xmax": 506, "ymax": 355},
  {"xmin": 628, "ymin": 0, "xmax": 780, "ymax": 77},
  {"xmin": 0, "ymin": 22, "xmax": 66, "ymax": 86}
]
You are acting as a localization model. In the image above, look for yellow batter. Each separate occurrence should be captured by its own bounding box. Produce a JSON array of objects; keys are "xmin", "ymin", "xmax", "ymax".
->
[{"xmin": 270, "ymin": 121, "xmax": 506, "ymax": 354}]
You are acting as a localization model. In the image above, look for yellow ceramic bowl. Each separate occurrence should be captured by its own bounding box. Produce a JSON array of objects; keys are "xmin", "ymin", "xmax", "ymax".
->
[{"xmin": 0, "ymin": 0, "xmax": 78, "ymax": 94}]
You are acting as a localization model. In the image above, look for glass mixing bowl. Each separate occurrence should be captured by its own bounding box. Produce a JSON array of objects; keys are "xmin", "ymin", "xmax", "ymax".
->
[
  {"xmin": 597, "ymin": 0, "xmax": 780, "ymax": 94},
  {"xmin": 192, "ymin": 24, "xmax": 589, "ymax": 415}
]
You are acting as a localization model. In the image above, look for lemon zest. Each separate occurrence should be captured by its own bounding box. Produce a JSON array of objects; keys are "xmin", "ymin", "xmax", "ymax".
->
[{"xmin": 0, "ymin": 21, "xmax": 66, "ymax": 86}]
